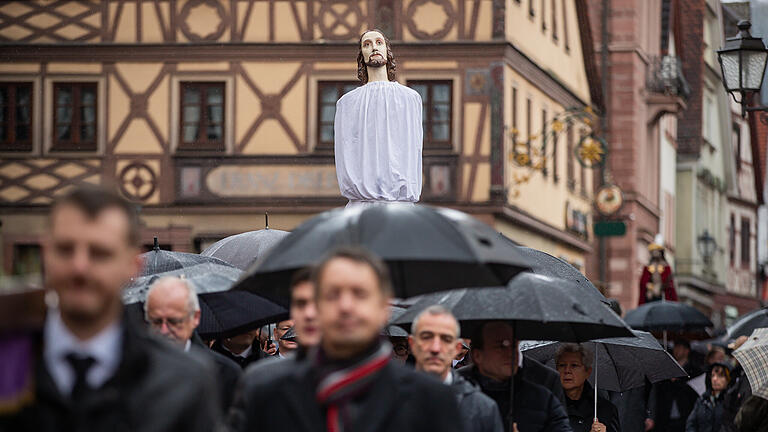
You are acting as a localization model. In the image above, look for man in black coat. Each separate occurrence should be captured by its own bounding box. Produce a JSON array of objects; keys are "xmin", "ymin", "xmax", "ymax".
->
[
  {"xmin": 554, "ymin": 344, "xmax": 619, "ymax": 432},
  {"xmin": 1, "ymin": 187, "xmax": 219, "ymax": 432},
  {"xmin": 460, "ymin": 321, "xmax": 572, "ymax": 432},
  {"xmin": 228, "ymin": 247, "xmax": 462, "ymax": 432},
  {"xmin": 409, "ymin": 305, "xmax": 503, "ymax": 432},
  {"xmin": 144, "ymin": 276, "xmax": 242, "ymax": 410}
]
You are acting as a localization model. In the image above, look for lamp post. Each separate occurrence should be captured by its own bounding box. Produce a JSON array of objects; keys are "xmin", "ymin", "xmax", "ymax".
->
[
  {"xmin": 717, "ymin": 20, "xmax": 768, "ymax": 117},
  {"xmin": 697, "ymin": 230, "xmax": 717, "ymax": 266}
]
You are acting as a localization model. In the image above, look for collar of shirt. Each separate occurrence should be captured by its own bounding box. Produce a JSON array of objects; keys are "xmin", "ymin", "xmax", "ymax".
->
[
  {"xmin": 222, "ymin": 343, "xmax": 253, "ymax": 359},
  {"xmin": 443, "ymin": 370, "xmax": 454, "ymax": 385},
  {"xmin": 43, "ymin": 309, "xmax": 123, "ymax": 396},
  {"xmin": 184, "ymin": 339, "xmax": 191, "ymax": 353}
]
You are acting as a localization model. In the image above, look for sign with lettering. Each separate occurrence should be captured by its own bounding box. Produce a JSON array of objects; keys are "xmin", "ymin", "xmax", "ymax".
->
[{"xmin": 205, "ymin": 165, "xmax": 340, "ymax": 197}]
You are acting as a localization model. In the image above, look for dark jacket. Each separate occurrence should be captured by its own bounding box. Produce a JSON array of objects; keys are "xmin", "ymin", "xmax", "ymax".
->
[
  {"xmin": 651, "ymin": 378, "xmax": 700, "ymax": 432},
  {"xmin": 450, "ymin": 370, "xmax": 504, "ymax": 432},
  {"xmin": 2, "ymin": 319, "xmax": 220, "ymax": 432},
  {"xmin": 608, "ymin": 383, "xmax": 652, "ymax": 432},
  {"xmin": 564, "ymin": 382, "xmax": 620, "ymax": 432},
  {"xmin": 228, "ymin": 354, "xmax": 463, "ymax": 432},
  {"xmin": 721, "ymin": 365, "xmax": 752, "ymax": 432},
  {"xmin": 210, "ymin": 339, "xmax": 261, "ymax": 370},
  {"xmin": 734, "ymin": 395, "xmax": 768, "ymax": 432},
  {"xmin": 191, "ymin": 333, "xmax": 242, "ymax": 411},
  {"xmin": 460, "ymin": 365, "xmax": 572, "ymax": 432},
  {"xmin": 522, "ymin": 355, "xmax": 566, "ymax": 404},
  {"xmin": 685, "ymin": 392, "xmax": 725, "ymax": 432}
]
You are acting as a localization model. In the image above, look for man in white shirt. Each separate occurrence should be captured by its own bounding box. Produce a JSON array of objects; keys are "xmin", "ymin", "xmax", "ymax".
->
[
  {"xmin": 6, "ymin": 186, "xmax": 219, "ymax": 431},
  {"xmin": 334, "ymin": 29, "xmax": 423, "ymax": 207}
]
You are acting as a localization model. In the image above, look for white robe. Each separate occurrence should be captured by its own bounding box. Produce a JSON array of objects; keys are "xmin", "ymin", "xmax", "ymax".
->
[{"xmin": 334, "ymin": 80, "xmax": 423, "ymax": 206}]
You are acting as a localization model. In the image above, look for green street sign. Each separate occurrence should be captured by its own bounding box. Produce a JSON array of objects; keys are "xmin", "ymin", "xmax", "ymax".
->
[{"xmin": 593, "ymin": 221, "xmax": 627, "ymax": 237}]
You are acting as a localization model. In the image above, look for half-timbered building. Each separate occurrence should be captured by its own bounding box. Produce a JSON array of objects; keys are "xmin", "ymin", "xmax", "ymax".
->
[{"xmin": 0, "ymin": 0, "xmax": 600, "ymax": 276}]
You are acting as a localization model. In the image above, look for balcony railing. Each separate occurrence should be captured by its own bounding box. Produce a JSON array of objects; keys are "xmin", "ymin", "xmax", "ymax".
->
[{"xmin": 647, "ymin": 55, "xmax": 691, "ymax": 98}]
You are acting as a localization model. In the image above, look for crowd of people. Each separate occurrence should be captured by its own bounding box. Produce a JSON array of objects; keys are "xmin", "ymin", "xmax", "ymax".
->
[{"xmin": 2, "ymin": 186, "xmax": 767, "ymax": 432}]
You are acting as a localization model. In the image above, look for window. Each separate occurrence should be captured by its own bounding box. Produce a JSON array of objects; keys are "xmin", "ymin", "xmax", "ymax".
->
[
  {"xmin": 179, "ymin": 82, "xmax": 225, "ymax": 151},
  {"xmin": 52, "ymin": 82, "xmax": 96, "ymax": 151},
  {"xmin": 0, "ymin": 82, "xmax": 32, "ymax": 151},
  {"xmin": 566, "ymin": 124, "xmax": 574, "ymax": 190},
  {"xmin": 733, "ymin": 124, "xmax": 741, "ymax": 172},
  {"xmin": 317, "ymin": 81, "xmax": 358, "ymax": 150},
  {"xmin": 12, "ymin": 244, "xmax": 41, "ymax": 276},
  {"xmin": 541, "ymin": 0, "xmax": 546, "ymax": 31},
  {"xmin": 409, "ymin": 81, "xmax": 452, "ymax": 149},
  {"xmin": 551, "ymin": 0, "xmax": 558, "ymax": 41},
  {"xmin": 529, "ymin": 0, "xmax": 535, "ymax": 17},
  {"xmin": 741, "ymin": 218, "xmax": 750, "ymax": 267},
  {"xmin": 730, "ymin": 214, "xmax": 736, "ymax": 266},
  {"xmin": 526, "ymin": 98, "xmax": 532, "ymax": 160},
  {"xmin": 541, "ymin": 109, "xmax": 547, "ymax": 177},
  {"xmin": 512, "ymin": 87, "xmax": 518, "ymax": 142},
  {"xmin": 562, "ymin": 0, "xmax": 570, "ymax": 52}
]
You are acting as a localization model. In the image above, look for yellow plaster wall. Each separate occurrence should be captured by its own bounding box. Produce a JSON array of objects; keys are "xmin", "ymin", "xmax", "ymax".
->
[
  {"xmin": 240, "ymin": 2, "xmax": 269, "ymax": 41},
  {"xmin": 114, "ymin": 119, "xmax": 163, "ymax": 154},
  {"xmin": 462, "ymin": 102, "xmax": 492, "ymax": 202},
  {"xmin": 0, "ymin": 63, "xmax": 39, "ymax": 73},
  {"xmin": 464, "ymin": 0, "xmax": 494, "ymax": 40},
  {"xmin": 506, "ymin": 0, "xmax": 591, "ymax": 104},
  {"xmin": 47, "ymin": 63, "xmax": 101, "ymax": 74},
  {"xmin": 177, "ymin": 62, "xmax": 231, "ymax": 72},
  {"xmin": 147, "ymin": 75, "xmax": 169, "ymax": 143},
  {"xmin": 108, "ymin": 74, "xmax": 131, "ymax": 143},
  {"xmin": 176, "ymin": 0, "xmax": 231, "ymax": 43},
  {"xmin": 313, "ymin": 0, "xmax": 367, "ymax": 40},
  {"xmin": 115, "ymin": 63, "xmax": 164, "ymax": 94},
  {"xmin": 495, "ymin": 218, "xmax": 586, "ymax": 266},
  {"xmin": 112, "ymin": 1, "xmax": 137, "ymax": 43},
  {"xmin": 401, "ymin": 61, "xmax": 459, "ymax": 70},
  {"xmin": 235, "ymin": 75, "xmax": 262, "ymax": 145},
  {"xmin": 281, "ymin": 76, "xmax": 307, "ymax": 149},
  {"xmin": 141, "ymin": 1, "xmax": 169, "ymax": 43},
  {"xmin": 274, "ymin": 2, "xmax": 306, "ymax": 42},
  {"xmin": 242, "ymin": 119, "xmax": 299, "ymax": 155},
  {"xmin": 504, "ymin": 65, "xmax": 593, "ymax": 232}
]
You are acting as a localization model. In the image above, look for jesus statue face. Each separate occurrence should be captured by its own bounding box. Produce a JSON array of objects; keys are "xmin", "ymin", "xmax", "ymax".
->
[{"xmin": 360, "ymin": 30, "xmax": 387, "ymax": 67}]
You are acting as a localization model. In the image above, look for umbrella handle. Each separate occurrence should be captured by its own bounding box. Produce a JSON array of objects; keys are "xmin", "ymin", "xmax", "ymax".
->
[{"xmin": 594, "ymin": 344, "xmax": 598, "ymax": 421}]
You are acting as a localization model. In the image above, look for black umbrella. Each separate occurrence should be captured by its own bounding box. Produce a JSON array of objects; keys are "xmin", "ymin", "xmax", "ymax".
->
[
  {"xmin": 724, "ymin": 307, "xmax": 768, "ymax": 341},
  {"xmin": 391, "ymin": 272, "xmax": 633, "ymax": 342},
  {"xmin": 521, "ymin": 330, "xmax": 687, "ymax": 392},
  {"xmin": 280, "ymin": 326, "xmax": 296, "ymax": 341},
  {"xmin": 141, "ymin": 238, "xmax": 231, "ymax": 276},
  {"xmin": 624, "ymin": 301, "xmax": 713, "ymax": 333},
  {"xmin": 201, "ymin": 228, "xmax": 290, "ymax": 270},
  {"xmin": 123, "ymin": 263, "xmax": 288, "ymax": 339},
  {"xmin": 513, "ymin": 246, "xmax": 607, "ymax": 304},
  {"xmin": 384, "ymin": 306, "xmax": 409, "ymax": 338},
  {"xmin": 233, "ymin": 204, "xmax": 532, "ymax": 306}
]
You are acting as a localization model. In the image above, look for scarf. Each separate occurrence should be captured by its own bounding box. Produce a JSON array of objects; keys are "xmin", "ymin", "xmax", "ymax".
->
[{"xmin": 314, "ymin": 340, "xmax": 392, "ymax": 432}]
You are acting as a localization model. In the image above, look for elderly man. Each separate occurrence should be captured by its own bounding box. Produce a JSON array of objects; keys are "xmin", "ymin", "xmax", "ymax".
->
[
  {"xmin": 144, "ymin": 276, "xmax": 242, "ymax": 410},
  {"xmin": 5, "ymin": 187, "xmax": 218, "ymax": 431},
  {"xmin": 274, "ymin": 319, "xmax": 297, "ymax": 358},
  {"xmin": 409, "ymin": 305, "xmax": 503, "ymax": 432},
  {"xmin": 460, "ymin": 321, "xmax": 571, "ymax": 432},
  {"xmin": 555, "ymin": 344, "xmax": 619, "ymax": 432},
  {"xmin": 212, "ymin": 328, "xmax": 263, "ymax": 368},
  {"xmin": 229, "ymin": 247, "xmax": 462, "ymax": 432}
]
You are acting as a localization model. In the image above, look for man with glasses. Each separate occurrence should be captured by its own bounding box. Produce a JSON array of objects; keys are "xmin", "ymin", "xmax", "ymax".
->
[
  {"xmin": 409, "ymin": 306, "xmax": 503, "ymax": 432},
  {"xmin": 145, "ymin": 276, "xmax": 241, "ymax": 410},
  {"xmin": 460, "ymin": 321, "xmax": 571, "ymax": 432}
]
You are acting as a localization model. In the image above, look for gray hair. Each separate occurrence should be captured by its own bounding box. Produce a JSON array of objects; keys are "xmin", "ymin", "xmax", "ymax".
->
[
  {"xmin": 411, "ymin": 305, "xmax": 460, "ymax": 338},
  {"xmin": 143, "ymin": 276, "xmax": 200, "ymax": 320},
  {"xmin": 554, "ymin": 343, "xmax": 594, "ymax": 368}
]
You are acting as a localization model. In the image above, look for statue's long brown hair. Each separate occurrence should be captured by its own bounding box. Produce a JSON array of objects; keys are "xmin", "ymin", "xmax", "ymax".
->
[{"xmin": 357, "ymin": 29, "xmax": 397, "ymax": 84}]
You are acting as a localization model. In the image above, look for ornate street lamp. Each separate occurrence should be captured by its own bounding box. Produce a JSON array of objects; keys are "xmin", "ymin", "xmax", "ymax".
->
[
  {"xmin": 717, "ymin": 20, "xmax": 768, "ymax": 117},
  {"xmin": 697, "ymin": 230, "xmax": 717, "ymax": 265}
]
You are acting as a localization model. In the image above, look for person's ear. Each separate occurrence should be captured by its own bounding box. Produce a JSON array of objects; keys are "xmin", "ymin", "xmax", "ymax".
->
[
  {"xmin": 408, "ymin": 335, "xmax": 415, "ymax": 351},
  {"xmin": 191, "ymin": 310, "xmax": 201, "ymax": 328}
]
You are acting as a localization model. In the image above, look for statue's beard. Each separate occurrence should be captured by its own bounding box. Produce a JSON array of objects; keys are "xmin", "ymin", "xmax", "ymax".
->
[{"xmin": 366, "ymin": 54, "xmax": 386, "ymax": 68}]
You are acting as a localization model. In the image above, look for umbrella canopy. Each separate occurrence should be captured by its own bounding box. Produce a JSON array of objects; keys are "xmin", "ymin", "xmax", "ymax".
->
[
  {"xmin": 725, "ymin": 308, "xmax": 768, "ymax": 341},
  {"xmin": 384, "ymin": 306, "xmax": 409, "ymax": 338},
  {"xmin": 233, "ymin": 204, "xmax": 532, "ymax": 306},
  {"xmin": 201, "ymin": 228, "xmax": 290, "ymax": 270},
  {"xmin": 280, "ymin": 326, "xmax": 296, "ymax": 341},
  {"xmin": 732, "ymin": 327, "xmax": 768, "ymax": 400},
  {"xmin": 390, "ymin": 272, "xmax": 633, "ymax": 342},
  {"xmin": 123, "ymin": 262, "xmax": 287, "ymax": 339},
  {"xmin": 521, "ymin": 330, "xmax": 687, "ymax": 392},
  {"xmin": 140, "ymin": 240, "xmax": 231, "ymax": 276},
  {"xmin": 513, "ymin": 246, "xmax": 607, "ymax": 304},
  {"xmin": 624, "ymin": 301, "xmax": 713, "ymax": 333}
]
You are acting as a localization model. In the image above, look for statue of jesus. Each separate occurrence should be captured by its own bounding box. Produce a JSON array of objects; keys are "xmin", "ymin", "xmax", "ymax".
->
[{"xmin": 334, "ymin": 29, "xmax": 423, "ymax": 208}]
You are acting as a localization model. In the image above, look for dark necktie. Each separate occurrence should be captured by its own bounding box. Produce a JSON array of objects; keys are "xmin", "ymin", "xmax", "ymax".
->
[{"xmin": 65, "ymin": 353, "xmax": 96, "ymax": 401}]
